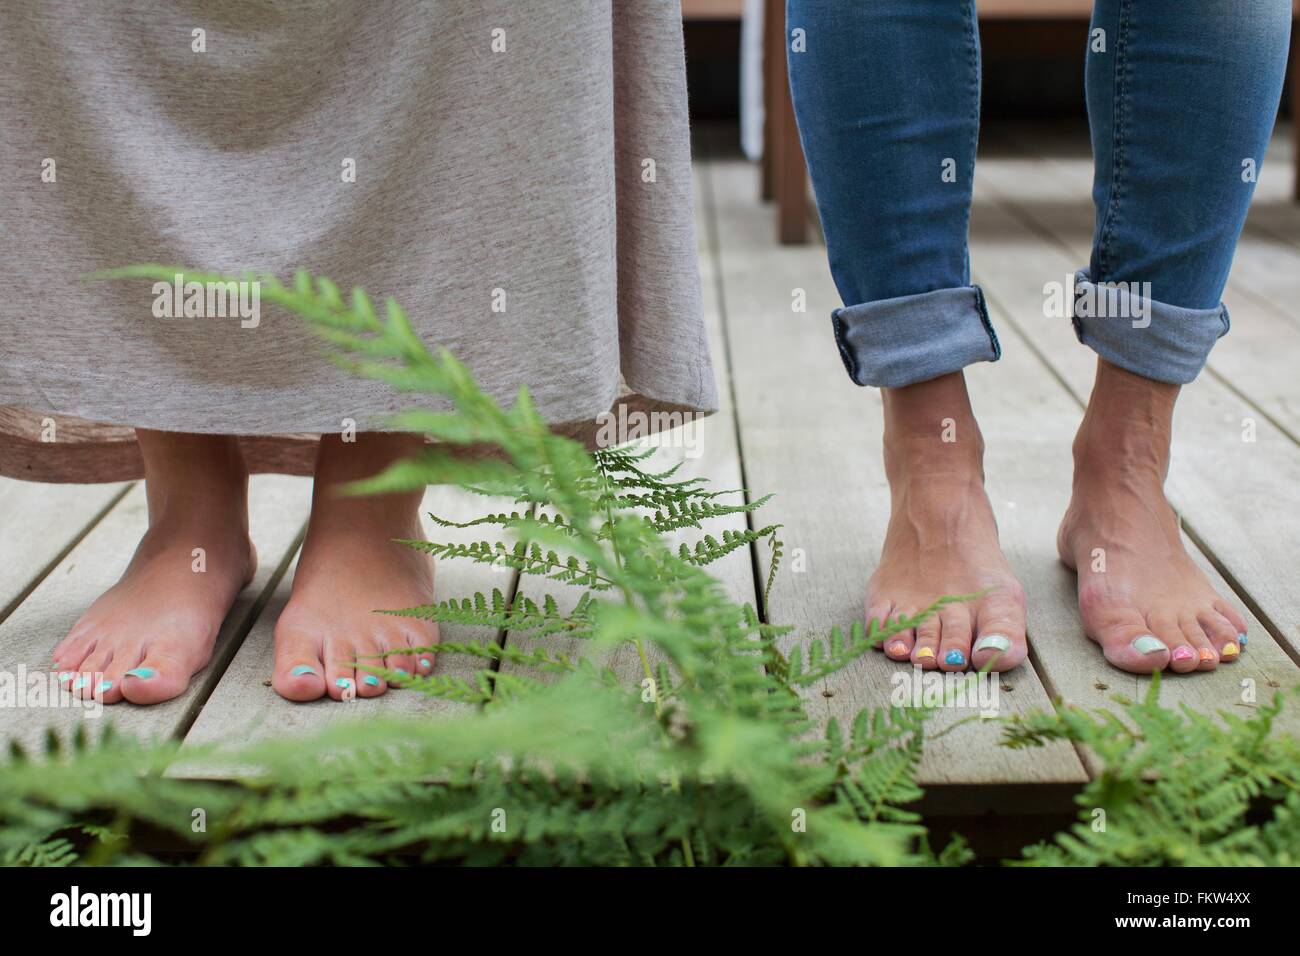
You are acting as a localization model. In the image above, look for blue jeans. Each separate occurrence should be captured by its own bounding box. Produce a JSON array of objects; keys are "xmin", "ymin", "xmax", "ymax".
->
[{"xmin": 786, "ymin": 0, "xmax": 1292, "ymax": 388}]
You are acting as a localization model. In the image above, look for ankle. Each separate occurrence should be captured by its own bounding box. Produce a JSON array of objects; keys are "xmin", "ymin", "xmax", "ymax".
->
[
  {"xmin": 881, "ymin": 373, "xmax": 985, "ymax": 483},
  {"xmin": 1073, "ymin": 361, "xmax": 1177, "ymax": 485}
]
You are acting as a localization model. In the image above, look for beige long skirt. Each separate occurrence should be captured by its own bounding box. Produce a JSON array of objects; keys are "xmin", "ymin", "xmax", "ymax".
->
[{"xmin": 0, "ymin": 0, "xmax": 716, "ymax": 482}]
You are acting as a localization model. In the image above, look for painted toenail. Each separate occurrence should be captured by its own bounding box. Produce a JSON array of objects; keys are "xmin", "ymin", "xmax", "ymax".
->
[
  {"xmin": 393, "ymin": 667, "xmax": 409, "ymax": 677},
  {"xmin": 1132, "ymin": 635, "xmax": 1165, "ymax": 655},
  {"xmin": 1172, "ymin": 646, "xmax": 1195, "ymax": 662},
  {"xmin": 915, "ymin": 647, "xmax": 935, "ymax": 659},
  {"xmin": 95, "ymin": 680, "xmax": 112, "ymax": 693},
  {"xmin": 1220, "ymin": 642, "xmax": 1239, "ymax": 658},
  {"xmin": 72, "ymin": 676, "xmax": 88, "ymax": 690},
  {"xmin": 1199, "ymin": 648, "xmax": 1216, "ymax": 662},
  {"xmin": 291, "ymin": 665, "xmax": 317, "ymax": 677},
  {"xmin": 944, "ymin": 650, "xmax": 966, "ymax": 667},
  {"xmin": 886, "ymin": 641, "xmax": 908, "ymax": 656},
  {"xmin": 974, "ymin": 634, "xmax": 1011, "ymax": 653},
  {"xmin": 335, "ymin": 678, "xmax": 353, "ymax": 689},
  {"xmin": 1238, "ymin": 633, "xmax": 1248, "ymax": 647},
  {"xmin": 58, "ymin": 672, "xmax": 73, "ymax": 683},
  {"xmin": 363, "ymin": 675, "xmax": 381, "ymax": 686},
  {"xmin": 419, "ymin": 658, "xmax": 431, "ymax": 668},
  {"xmin": 125, "ymin": 667, "xmax": 156, "ymax": 679}
]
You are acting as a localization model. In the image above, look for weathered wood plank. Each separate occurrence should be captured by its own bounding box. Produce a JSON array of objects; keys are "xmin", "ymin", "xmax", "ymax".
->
[
  {"xmin": 0, "ymin": 475, "xmax": 310, "ymax": 753},
  {"xmin": 0, "ymin": 478, "xmax": 131, "ymax": 625},
  {"xmin": 707, "ymin": 153, "xmax": 1088, "ymax": 787},
  {"xmin": 174, "ymin": 485, "xmax": 511, "ymax": 777}
]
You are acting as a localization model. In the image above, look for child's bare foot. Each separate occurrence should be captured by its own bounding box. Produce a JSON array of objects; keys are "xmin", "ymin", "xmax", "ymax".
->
[
  {"xmin": 51, "ymin": 431, "xmax": 254, "ymax": 705},
  {"xmin": 868, "ymin": 372, "xmax": 1028, "ymax": 672},
  {"xmin": 1057, "ymin": 360, "xmax": 1248, "ymax": 674},
  {"xmin": 273, "ymin": 433, "xmax": 438, "ymax": 702}
]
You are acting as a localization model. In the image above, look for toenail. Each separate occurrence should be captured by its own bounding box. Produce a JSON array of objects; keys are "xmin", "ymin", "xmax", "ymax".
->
[
  {"xmin": 915, "ymin": 647, "xmax": 935, "ymax": 659},
  {"xmin": 335, "ymin": 678, "xmax": 353, "ymax": 689},
  {"xmin": 1132, "ymin": 635, "xmax": 1165, "ymax": 655},
  {"xmin": 886, "ymin": 641, "xmax": 908, "ymax": 657},
  {"xmin": 58, "ymin": 672, "xmax": 73, "ymax": 683},
  {"xmin": 363, "ymin": 675, "xmax": 381, "ymax": 686},
  {"xmin": 72, "ymin": 676, "xmax": 88, "ymax": 690},
  {"xmin": 1172, "ymin": 646, "xmax": 1195, "ymax": 662},
  {"xmin": 1238, "ymin": 633, "xmax": 1248, "ymax": 648},
  {"xmin": 125, "ymin": 667, "xmax": 156, "ymax": 679},
  {"xmin": 1220, "ymin": 642, "xmax": 1239, "ymax": 658},
  {"xmin": 974, "ymin": 634, "xmax": 1011, "ymax": 653},
  {"xmin": 1199, "ymin": 648, "xmax": 1216, "ymax": 662},
  {"xmin": 393, "ymin": 667, "xmax": 409, "ymax": 677},
  {"xmin": 944, "ymin": 650, "xmax": 966, "ymax": 667},
  {"xmin": 291, "ymin": 665, "xmax": 317, "ymax": 677},
  {"xmin": 419, "ymin": 658, "xmax": 431, "ymax": 669},
  {"xmin": 95, "ymin": 680, "xmax": 112, "ymax": 693}
]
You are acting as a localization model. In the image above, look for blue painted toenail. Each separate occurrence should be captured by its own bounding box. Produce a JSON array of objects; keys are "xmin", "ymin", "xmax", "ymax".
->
[
  {"xmin": 58, "ymin": 672, "xmax": 73, "ymax": 683},
  {"xmin": 363, "ymin": 675, "xmax": 381, "ymax": 687},
  {"xmin": 393, "ymin": 668, "xmax": 409, "ymax": 677},
  {"xmin": 291, "ymin": 665, "xmax": 317, "ymax": 677},
  {"xmin": 95, "ymin": 680, "xmax": 112, "ymax": 693},
  {"xmin": 125, "ymin": 667, "xmax": 156, "ymax": 679},
  {"xmin": 72, "ymin": 676, "xmax": 88, "ymax": 690},
  {"xmin": 944, "ymin": 650, "xmax": 966, "ymax": 667},
  {"xmin": 335, "ymin": 678, "xmax": 352, "ymax": 689},
  {"xmin": 419, "ymin": 658, "xmax": 431, "ymax": 669},
  {"xmin": 1238, "ymin": 633, "xmax": 1248, "ymax": 647}
]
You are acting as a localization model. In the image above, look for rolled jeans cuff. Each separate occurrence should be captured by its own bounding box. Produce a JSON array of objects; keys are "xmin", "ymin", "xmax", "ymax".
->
[
  {"xmin": 1069, "ymin": 269, "xmax": 1229, "ymax": 386},
  {"xmin": 830, "ymin": 285, "xmax": 1000, "ymax": 388}
]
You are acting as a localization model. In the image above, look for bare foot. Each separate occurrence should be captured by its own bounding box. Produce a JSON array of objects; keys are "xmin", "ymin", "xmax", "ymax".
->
[
  {"xmin": 51, "ymin": 431, "xmax": 254, "ymax": 705},
  {"xmin": 1057, "ymin": 359, "xmax": 1248, "ymax": 674},
  {"xmin": 867, "ymin": 372, "xmax": 1028, "ymax": 672},
  {"xmin": 272, "ymin": 433, "xmax": 439, "ymax": 702}
]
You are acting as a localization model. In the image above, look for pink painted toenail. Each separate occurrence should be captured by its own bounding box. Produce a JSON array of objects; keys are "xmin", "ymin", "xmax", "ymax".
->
[{"xmin": 1172, "ymin": 646, "xmax": 1195, "ymax": 662}]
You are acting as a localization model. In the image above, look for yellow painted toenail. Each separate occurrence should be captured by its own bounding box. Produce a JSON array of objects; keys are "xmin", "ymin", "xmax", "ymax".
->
[
  {"xmin": 1199, "ymin": 648, "xmax": 1216, "ymax": 662},
  {"xmin": 1220, "ymin": 642, "xmax": 1238, "ymax": 657},
  {"xmin": 915, "ymin": 647, "xmax": 935, "ymax": 659}
]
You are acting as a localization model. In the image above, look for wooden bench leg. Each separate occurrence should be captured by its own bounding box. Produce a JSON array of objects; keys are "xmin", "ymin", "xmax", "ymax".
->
[
  {"xmin": 761, "ymin": 0, "xmax": 778, "ymax": 202},
  {"xmin": 766, "ymin": 0, "xmax": 808, "ymax": 243}
]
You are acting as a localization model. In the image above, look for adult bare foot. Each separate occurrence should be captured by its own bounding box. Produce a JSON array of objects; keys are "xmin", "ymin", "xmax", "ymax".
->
[
  {"xmin": 272, "ymin": 433, "xmax": 438, "ymax": 702},
  {"xmin": 51, "ymin": 431, "xmax": 254, "ymax": 705},
  {"xmin": 868, "ymin": 372, "xmax": 1028, "ymax": 672},
  {"xmin": 1057, "ymin": 359, "xmax": 1248, "ymax": 674}
]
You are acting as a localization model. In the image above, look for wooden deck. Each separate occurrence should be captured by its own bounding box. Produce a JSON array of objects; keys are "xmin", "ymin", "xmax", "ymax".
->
[{"xmin": 3, "ymin": 124, "xmax": 1299, "ymax": 821}]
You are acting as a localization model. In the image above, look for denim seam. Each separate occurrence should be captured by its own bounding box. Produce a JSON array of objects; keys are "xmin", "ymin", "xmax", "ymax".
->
[
  {"xmin": 830, "ymin": 310, "xmax": 860, "ymax": 384},
  {"xmin": 961, "ymin": 0, "xmax": 980, "ymax": 282},
  {"xmin": 1095, "ymin": 0, "xmax": 1133, "ymax": 281},
  {"xmin": 972, "ymin": 285, "xmax": 1001, "ymax": 359}
]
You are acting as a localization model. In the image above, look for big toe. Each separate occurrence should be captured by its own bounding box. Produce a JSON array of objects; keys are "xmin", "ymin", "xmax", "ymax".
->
[
  {"xmin": 272, "ymin": 624, "xmax": 327, "ymax": 702},
  {"xmin": 118, "ymin": 650, "xmax": 197, "ymax": 705},
  {"xmin": 970, "ymin": 595, "xmax": 1028, "ymax": 672},
  {"xmin": 1097, "ymin": 621, "xmax": 1171, "ymax": 674}
]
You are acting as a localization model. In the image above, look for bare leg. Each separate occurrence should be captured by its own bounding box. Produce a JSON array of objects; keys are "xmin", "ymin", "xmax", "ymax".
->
[
  {"xmin": 51, "ymin": 430, "xmax": 254, "ymax": 704},
  {"xmin": 1058, "ymin": 359, "xmax": 1247, "ymax": 673},
  {"xmin": 866, "ymin": 372, "xmax": 1028, "ymax": 672},
  {"xmin": 272, "ymin": 432, "xmax": 438, "ymax": 701}
]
